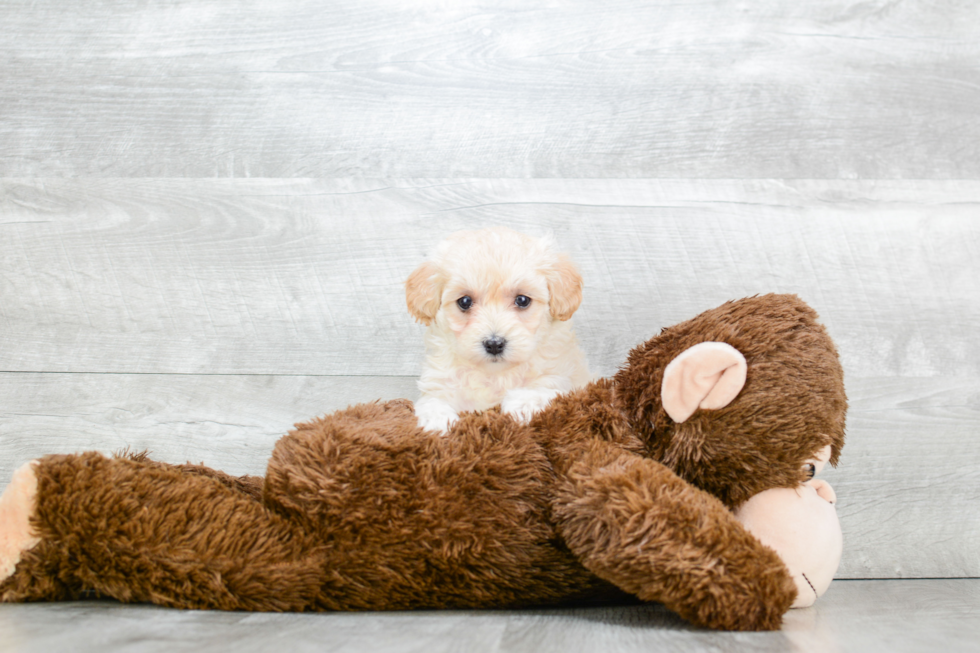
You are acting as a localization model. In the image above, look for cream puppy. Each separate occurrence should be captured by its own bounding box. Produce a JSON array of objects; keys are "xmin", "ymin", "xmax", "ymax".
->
[{"xmin": 406, "ymin": 227, "xmax": 590, "ymax": 434}]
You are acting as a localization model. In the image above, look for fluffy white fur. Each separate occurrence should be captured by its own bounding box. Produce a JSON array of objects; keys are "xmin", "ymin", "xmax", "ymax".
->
[{"xmin": 406, "ymin": 227, "xmax": 591, "ymax": 433}]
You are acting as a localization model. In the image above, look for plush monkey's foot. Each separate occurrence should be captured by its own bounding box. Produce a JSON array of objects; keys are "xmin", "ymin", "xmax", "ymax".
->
[{"xmin": 0, "ymin": 461, "xmax": 41, "ymax": 582}]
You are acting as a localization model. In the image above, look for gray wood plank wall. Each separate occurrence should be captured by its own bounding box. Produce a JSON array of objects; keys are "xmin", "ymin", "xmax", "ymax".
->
[
  {"xmin": 3, "ymin": 1, "xmax": 979, "ymax": 178},
  {"xmin": 1, "ymin": 0, "xmax": 978, "ymax": 585}
]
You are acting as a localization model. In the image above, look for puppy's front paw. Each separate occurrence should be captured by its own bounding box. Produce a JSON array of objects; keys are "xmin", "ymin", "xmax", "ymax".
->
[
  {"xmin": 414, "ymin": 398, "xmax": 459, "ymax": 435},
  {"xmin": 0, "ymin": 461, "xmax": 41, "ymax": 582},
  {"xmin": 502, "ymin": 388, "xmax": 561, "ymax": 424}
]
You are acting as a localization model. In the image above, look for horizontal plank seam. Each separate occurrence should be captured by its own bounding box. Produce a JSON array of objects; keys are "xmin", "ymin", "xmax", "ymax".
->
[
  {"xmin": 0, "ymin": 370, "xmax": 419, "ymax": 378},
  {"xmin": 838, "ymin": 577, "xmax": 980, "ymax": 581},
  {"xmin": 7, "ymin": 177, "xmax": 980, "ymax": 183},
  {"xmin": 3, "ymin": 371, "xmax": 976, "ymax": 380}
]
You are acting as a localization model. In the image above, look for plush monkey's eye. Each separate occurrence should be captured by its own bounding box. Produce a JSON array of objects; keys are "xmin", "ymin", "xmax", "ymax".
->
[
  {"xmin": 515, "ymin": 295, "xmax": 531, "ymax": 309},
  {"xmin": 803, "ymin": 463, "xmax": 816, "ymax": 480},
  {"xmin": 456, "ymin": 296, "xmax": 473, "ymax": 311}
]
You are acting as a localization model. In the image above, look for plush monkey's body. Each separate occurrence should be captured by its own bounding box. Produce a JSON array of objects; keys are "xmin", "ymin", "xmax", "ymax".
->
[{"xmin": 0, "ymin": 295, "xmax": 846, "ymax": 631}]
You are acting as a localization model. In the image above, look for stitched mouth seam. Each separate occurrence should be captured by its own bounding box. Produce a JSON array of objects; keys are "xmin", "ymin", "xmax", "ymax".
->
[{"xmin": 801, "ymin": 572, "xmax": 817, "ymax": 597}]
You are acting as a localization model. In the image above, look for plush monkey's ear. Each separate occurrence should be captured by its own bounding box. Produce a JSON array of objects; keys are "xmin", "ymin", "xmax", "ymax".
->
[
  {"xmin": 661, "ymin": 342, "xmax": 747, "ymax": 423},
  {"xmin": 405, "ymin": 261, "xmax": 444, "ymax": 326},
  {"xmin": 546, "ymin": 254, "xmax": 583, "ymax": 321}
]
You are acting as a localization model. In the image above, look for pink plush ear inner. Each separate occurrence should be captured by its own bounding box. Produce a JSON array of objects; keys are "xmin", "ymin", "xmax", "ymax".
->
[
  {"xmin": 661, "ymin": 342, "xmax": 748, "ymax": 423},
  {"xmin": 0, "ymin": 461, "xmax": 41, "ymax": 582}
]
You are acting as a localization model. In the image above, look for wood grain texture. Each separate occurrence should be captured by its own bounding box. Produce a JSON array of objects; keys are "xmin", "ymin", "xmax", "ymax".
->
[
  {"xmin": 1, "ymin": 373, "xmax": 977, "ymax": 579},
  {"xmin": 825, "ymin": 378, "xmax": 980, "ymax": 579},
  {"xmin": 0, "ymin": 373, "xmax": 417, "ymax": 481},
  {"xmin": 1, "ymin": 0, "xmax": 978, "ymax": 620},
  {"xmin": 1, "ymin": 1, "xmax": 979, "ymax": 178},
  {"xmin": 0, "ymin": 580, "xmax": 977, "ymax": 652},
  {"xmin": 2, "ymin": 178, "xmax": 978, "ymax": 378}
]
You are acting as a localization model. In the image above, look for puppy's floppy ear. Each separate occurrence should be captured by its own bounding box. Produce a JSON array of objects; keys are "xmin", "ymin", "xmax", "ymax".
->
[
  {"xmin": 405, "ymin": 261, "xmax": 445, "ymax": 326},
  {"xmin": 545, "ymin": 254, "xmax": 583, "ymax": 321}
]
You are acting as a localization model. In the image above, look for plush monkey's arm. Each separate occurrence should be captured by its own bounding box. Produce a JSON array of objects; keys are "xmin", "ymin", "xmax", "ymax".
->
[{"xmin": 553, "ymin": 442, "xmax": 797, "ymax": 631}]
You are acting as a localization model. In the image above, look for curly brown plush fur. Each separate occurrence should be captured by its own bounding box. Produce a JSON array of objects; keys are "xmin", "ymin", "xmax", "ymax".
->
[
  {"xmin": 0, "ymin": 294, "xmax": 845, "ymax": 631},
  {"xmin": 616, "ymin": 294, "xmax": 847, "ymax": 507}
]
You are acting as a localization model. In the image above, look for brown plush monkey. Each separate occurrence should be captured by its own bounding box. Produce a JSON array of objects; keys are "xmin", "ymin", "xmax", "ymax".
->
[{"xmin": 0, "ymin": 294, "xmax": 845, "ymax": 631}]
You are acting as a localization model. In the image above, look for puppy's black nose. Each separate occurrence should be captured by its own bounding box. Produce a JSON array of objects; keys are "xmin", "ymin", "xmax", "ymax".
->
[{"xmin": 483, "ymin": 336, "xmax": 507, "ymax": 356}]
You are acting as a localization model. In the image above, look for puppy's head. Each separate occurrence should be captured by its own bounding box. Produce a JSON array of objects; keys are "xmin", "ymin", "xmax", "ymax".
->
[{"xmin": 406, "ymin": 227, "xmax": 583, "ymax": 366}]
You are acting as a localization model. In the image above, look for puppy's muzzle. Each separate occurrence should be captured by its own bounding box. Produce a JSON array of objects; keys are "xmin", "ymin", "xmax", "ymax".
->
[{"xmin": 483, "ymin": 336, "xmax": 507, "ymax": 357}]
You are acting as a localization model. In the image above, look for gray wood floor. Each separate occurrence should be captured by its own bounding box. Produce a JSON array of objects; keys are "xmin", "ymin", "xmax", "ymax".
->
[
  {"xmin": 1, "ymin": 580, "xmax": 978, "ymax": 653},
  {"xmin": 1, "ymin": 0, "xmax": 978, "ymax": 649}
]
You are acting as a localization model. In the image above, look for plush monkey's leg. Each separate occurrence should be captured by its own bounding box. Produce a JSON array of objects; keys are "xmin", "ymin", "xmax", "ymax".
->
[
  {"xmin": 0, "ymin": 452, "xmax": 323, "ymax": 610},
  {"xmin": 554, "ymin": 444, "xmax": 797, "ymax": 631}
]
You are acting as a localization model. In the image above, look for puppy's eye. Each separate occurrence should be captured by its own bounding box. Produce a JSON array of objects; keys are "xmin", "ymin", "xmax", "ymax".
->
[
  {"xmin": 803, "ymin": 463, "xmax": 816, "ymax": 480},
  {"xmin": 514, "ymin": 295, "xmax": 531, "ymax": 309},
  {"xmin": 456, "ymin": 296, "xmax": 473, "ymax": 311}
]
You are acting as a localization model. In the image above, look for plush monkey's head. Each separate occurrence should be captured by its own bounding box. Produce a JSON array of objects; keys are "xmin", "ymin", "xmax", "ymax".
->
[{"xmin": 613, "ymin": 294, "xmax": 847, "ymax": 508}]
